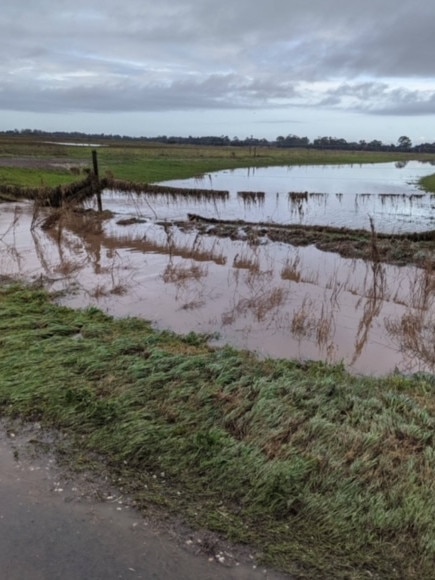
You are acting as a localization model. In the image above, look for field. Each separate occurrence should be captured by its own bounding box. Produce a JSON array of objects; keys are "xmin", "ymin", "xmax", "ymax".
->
[
  {"xmin": 1, "ymin": 137, "xmax": 435, "ymax": 578},
  {"xmin": 1, "ymin": 135, "xmax": 435, "ymax": 190}
]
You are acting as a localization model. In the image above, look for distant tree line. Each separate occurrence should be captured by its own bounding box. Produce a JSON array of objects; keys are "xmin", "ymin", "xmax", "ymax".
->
[{"xmin": 3, "ymin": 129, "xmax": 435, "ymax": 153}]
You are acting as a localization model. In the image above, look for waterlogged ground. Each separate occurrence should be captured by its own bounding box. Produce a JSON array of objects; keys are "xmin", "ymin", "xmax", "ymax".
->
[
  {"xmin": 1, "ymin": 200, "xmax": 434, "ymax": 376},
  {"xmin": 154, "ymin": 161, "xmax": 435, "ymax": 233}
]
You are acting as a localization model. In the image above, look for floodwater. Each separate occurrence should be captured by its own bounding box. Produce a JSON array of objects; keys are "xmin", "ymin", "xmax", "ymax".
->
[
  {"xmin": 153, "ymin": 161, "xmax": 435, "ymax": 233},
  {"xmin": 1, "ymin": 200, "xmax": 434, "ymax": 376}
]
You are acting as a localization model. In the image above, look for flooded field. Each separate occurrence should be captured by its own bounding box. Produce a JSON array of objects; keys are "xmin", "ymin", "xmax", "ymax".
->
[
  {"xmin": 1, "ymin": 199, "xmax": 434, "ymax": 376},
  {"xmin": 154, "ymin": 161, "xmax": 435, "ymax": 233}
]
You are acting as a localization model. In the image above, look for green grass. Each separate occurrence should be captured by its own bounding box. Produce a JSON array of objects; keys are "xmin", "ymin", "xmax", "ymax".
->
[
  {"xmin": 1, "ymin": 137, "xmax": 435, "ymax": 190},
  {"xmin": 0, "ymin": 167, "xmax": 79, "ymax": 188},
  {"xmin": 0, "ymin": 283, "xmax": 434, "ymax": 578},
  {"xmin": 419, "ymin": 173, "xmax": 435, "ymax": 193}
]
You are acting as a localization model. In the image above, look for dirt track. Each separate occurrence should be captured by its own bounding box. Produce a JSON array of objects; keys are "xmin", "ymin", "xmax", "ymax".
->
[
  {"xmin": 0, "ymin": 423, "xmax": 289, "ymax": 580},
  {"xmin": 0, "ymin": 157, "xmax": 85, "ymax": 170}
]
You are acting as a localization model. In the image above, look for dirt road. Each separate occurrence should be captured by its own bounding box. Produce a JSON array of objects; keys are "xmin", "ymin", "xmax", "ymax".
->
[{"xmin": 0, "ymin": 426, "xmax": 288, "ymax": 580}]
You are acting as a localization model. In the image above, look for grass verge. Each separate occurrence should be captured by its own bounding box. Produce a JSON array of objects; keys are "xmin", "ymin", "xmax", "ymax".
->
[{"xmin": 0, "ymin": 283, "xmax": 435, "ymax": 578}]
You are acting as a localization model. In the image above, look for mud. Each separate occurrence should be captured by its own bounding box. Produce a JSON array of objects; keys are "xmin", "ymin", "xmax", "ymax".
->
[
  {"xmin": 0, "ymin": 157, "xmax": 87, "ymax": 171},
  {"xmin": 181, "ymin": 214, "xmax": 435, "ymax": 267},
  {"xmin": 0, "ymin": 420, "xmax": 287, "ymax": 579}
]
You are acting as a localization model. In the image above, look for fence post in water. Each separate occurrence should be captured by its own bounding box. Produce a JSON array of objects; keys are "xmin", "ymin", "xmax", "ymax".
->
[{"xmin": 92, "ymin": 149, "xmax": 103, "ymax": 212}]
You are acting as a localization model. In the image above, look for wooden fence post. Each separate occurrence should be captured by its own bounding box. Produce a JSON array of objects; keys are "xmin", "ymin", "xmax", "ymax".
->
[{"xmin": 92, "ymin": 150, "xmax": 103, "ymax": 212}]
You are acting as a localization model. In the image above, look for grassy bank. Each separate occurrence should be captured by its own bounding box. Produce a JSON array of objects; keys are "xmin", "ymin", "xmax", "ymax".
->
[
  {"xmin": 0, "ymin": 167, "xmax": 78, "ymax": 189},
  {"xmin": 1, "ymin": 137, "xmax": 435, "ymax": 191},
  {"xmin": 0, "ymin": 283, "xmax": 434, "ymax": 578},
  {"xmin": 419, "ymin": 173, "xmax": 435, "ymax": 193}
]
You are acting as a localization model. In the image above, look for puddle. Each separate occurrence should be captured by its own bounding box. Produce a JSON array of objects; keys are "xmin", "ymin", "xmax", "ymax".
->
[
  {"xmin": 1, "ymin": 201, "xmax": 434, "ymax": 376},
  {"xmin": 0, "ymin": 421, "xmax": 284, "ymax": 580},
  {"xmin": 151, "ymin": 161, "xmax": 435, "ymax": 233}
]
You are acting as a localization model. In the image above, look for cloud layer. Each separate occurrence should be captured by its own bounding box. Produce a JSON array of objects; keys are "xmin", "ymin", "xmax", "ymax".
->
[{"xmin": 2, "ymin": 1, "xmax": 435, "ymax": 136}]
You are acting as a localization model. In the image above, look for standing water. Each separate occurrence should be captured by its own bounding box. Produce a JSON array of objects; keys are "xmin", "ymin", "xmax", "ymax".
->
[{"xmin": 1, "ymin": 200, "xmax": 434, "ymax": 376}]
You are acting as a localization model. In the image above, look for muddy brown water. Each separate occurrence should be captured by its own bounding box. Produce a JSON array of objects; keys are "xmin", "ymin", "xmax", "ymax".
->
[
  {"xmin": 0, "ymin": 423, "xmax": 287, "ymax": 579},
  {"xmin": 1, "ymin": 201, "xmax": 434, "ymax": 376}
]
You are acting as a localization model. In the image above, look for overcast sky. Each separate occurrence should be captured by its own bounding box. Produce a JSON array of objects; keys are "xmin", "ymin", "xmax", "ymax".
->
[{"xmin": 2, "ymin": 0, "xmax": 435, "ymax": 143}]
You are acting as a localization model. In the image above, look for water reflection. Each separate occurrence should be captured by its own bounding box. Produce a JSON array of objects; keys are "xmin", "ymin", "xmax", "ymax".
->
[
  {"xmin": 1, "ymin": 201, "xmax": 435, "ymax": 376},
  {"xmin": 152, "ymin": 161, "xmax": 435, "ymax": 233},
  {"xmin": 101, "ymin": 187, "xmax": 435, "ymax": 233}
]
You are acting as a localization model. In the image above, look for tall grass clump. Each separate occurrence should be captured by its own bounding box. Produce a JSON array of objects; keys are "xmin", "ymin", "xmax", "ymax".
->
[{"xmin": 0, "ymin": 283, "xmax": 434, "ymax": 578}]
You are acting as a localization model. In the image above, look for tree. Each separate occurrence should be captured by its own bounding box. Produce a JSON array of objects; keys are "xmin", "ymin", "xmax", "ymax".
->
[{"xmin": 397, "ymin": 135, "xmax": 412, "ymax": 150}]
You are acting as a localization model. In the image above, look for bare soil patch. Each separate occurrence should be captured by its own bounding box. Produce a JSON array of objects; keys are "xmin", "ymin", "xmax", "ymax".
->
[{"xmin": 0, "ymin": 157, "xmax": 87, "ymax": 171}]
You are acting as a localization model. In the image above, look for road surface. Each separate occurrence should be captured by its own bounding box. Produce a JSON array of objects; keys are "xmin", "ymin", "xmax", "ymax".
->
[{"xmin": 0, "ymin": 426, "xmax": 289, "ymax": 580}]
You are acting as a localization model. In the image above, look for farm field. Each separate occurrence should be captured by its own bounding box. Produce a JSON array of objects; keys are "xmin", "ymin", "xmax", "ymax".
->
[{"xmin": 1, "ymin": 137, "xmax": 435, "ymax": 578}]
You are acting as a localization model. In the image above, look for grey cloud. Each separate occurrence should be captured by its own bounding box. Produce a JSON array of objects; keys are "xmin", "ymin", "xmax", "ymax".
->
[
  {"xmin": 2, "ymin": 0, "xmax": 435, "ymax": 118},
  {"xmin": 371, "ymin": 92, "xmax": 435, "ymax": 116},
  {"xmin": 313, "ymin": 82, "xmax": 435, "ymax": 117},
  {"xmin": 0, "ymin": 73, "xmax": 298, "ymax": 113}
]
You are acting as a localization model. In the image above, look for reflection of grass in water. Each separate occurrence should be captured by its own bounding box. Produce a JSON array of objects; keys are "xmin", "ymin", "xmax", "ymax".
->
[
  {"xmin": 53, "ymin": 259, "xmax": 83, "ymax": 276},
  {"xmin": 385, "ymin": 261, "xmax": 435, "ymax": 371},
  {"xmin": 290, "ymin": 298, "xmax": 334, "ymax": 349},
  {"xmin": 2, "ymin": 285, "xmax": 435, "ymax": 578},
  {"xmin": 291, "ymin": 296, "xmax": 316, "ymax": 337},
  {"xmin": 106, "ymin": 179, "xmax": 229, "ymax": 201},
  {"xmin": 162, "ymin": 263, "xmax": 207, "ymax": 285},
  {"xmin": 233, "ymin": 252, "xmax": 260, "ymax": 272},
  {"xmin": 139, "ymin": 233, "xmax": 227, "ymax": 266},
  {"xmin": 0, "ymin": 206, "xmax": 23, "ymax": 273},
  {"xmin": 386, "ymin": 313, "xmax": 435, "ymax": 372},
  {"xmin": 237, "ymin": 191, "xmax": 265, "ymax": 208},
  {"xmin": 316, "ymin": 305, "xmax": 334, "ymax": 347},
  {"xmin": 222, "ymin": 286, "xmax": 287, "ymax": 325},
  {"xmin": 180, "ymin": 300, "xmax": 205, "ymax": 311},
  {"xmin": 281, "ymin": 255, "xmax": 301, "ymax": 282},
  {"xmin": 288, "ymin": 191, "xmax": 308, "ymax": 201}
]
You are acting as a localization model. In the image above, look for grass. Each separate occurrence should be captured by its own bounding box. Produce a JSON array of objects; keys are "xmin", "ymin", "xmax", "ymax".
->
[
  {"xmin": 1, "ymin": 282, "xmax": 435, "ymax": 578},
  {"xmin": 1, "ymin": 136, "xmax": 435, "ymax": 190},
  {"xmin": 419, "ymin": 173, "xmax": 435, "ymax": 193},
  {"xmin": 0, "ymin": 167, "xmax": 78, "ymax": 189}
]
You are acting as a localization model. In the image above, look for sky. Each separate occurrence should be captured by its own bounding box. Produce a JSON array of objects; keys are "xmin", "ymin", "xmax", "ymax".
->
[{"xmin": 2, "ymin": 0, "xmax": 435, "ymax": 144}]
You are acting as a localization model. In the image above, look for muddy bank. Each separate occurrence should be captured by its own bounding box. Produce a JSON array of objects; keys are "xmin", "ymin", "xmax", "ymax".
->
[
  {"xmin": 0, "ymin": 157, "xmax": 87, "ymax": 170},
  {"xmin": 180, "ymin": 213, "xmax": 435, "ymax": 267}
]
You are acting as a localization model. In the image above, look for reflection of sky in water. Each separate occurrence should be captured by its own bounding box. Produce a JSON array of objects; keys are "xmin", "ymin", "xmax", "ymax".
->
[
  {"xmin": 2, "ymin": 201, "xmax": 435, "ymax": 377},
  {"xmin": 138, "ymin": 161, "xmax": 435, "ymax": 233}
]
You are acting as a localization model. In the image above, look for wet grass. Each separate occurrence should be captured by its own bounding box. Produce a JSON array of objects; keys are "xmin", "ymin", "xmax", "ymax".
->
[
  {"xmin": 105, "ymin": 178, "xmax": 230, "ymax": 200},
  {"xmin": 1, "ymin": 283, "xmax": 435, "ymax": 578},
  {"xmin": 95, "ymin": 145, "xmax": 432, "ymax": 184},
  {"xmin": 419, "ymin": 173, "xmax": 435, "ymax": 193},
  {"xmin": 1, "ymin": 136, "xmax": 435, "ymax": 193},
  {"xmin": 0, "ymin": 167, "xmax": 79, "ymax": 189}
]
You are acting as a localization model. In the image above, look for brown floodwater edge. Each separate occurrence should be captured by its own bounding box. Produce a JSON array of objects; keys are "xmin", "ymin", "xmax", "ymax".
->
[
  {"xmin": 180, "ymin": 213, "xmax": 435, "ymax": 267},
  {"xmin": 2, "ymin": 202, "xmax": 435, "ymax": 376}
]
